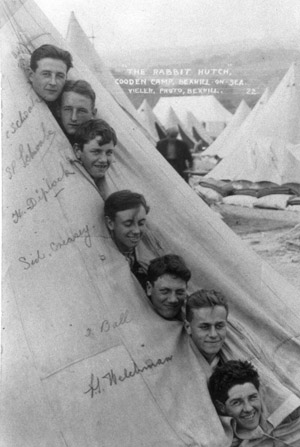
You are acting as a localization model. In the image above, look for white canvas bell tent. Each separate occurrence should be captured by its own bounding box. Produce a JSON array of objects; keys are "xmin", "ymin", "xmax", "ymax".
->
[
  {"xmin": 163, "ymin": 106, "xmax": 195, "ymax": 147},
  {"xmin": 153, "ymin": 95, "xmax": 233, "ymax": 138},
  {"xmin": 185, "ymin": 111, "xmax": 214, "ymax": 145},
  {"xmin": 208, "ymin": 88, "xmax": 270, "ymax": 161},
  {"xmin": 204, "ymin": 99, "xmax": 251, "ymax": 157},
  {"xmin": 2, "ymin": 1, "xmax": 300, "ymax": 447},
  {"xmin": 254, "ymin": 63, "xmax": 300, "ymax": 144},
  {"xmin": 137, "ymin": 98, "xmax": 166, "ymax": 141},
  {"xmin": 208, "ymin": 64, "xmax": 300, "ymax": 182},
  {"xmin": 65, "ymin": 11, "xmax": 156, "ymax": 144}
]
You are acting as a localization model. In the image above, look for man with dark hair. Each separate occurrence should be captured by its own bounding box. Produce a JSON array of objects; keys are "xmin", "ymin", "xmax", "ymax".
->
[
  {"xmin": 29, "ymin": 44, "xmax": 73, "ymax": 103},
  {"xmin": 185, "ymin": 289, "xmax": 229, "ymax": 366},
  {"xmin": 208, "ymin": 360, "xmax": 300, "ymax": 446},
  {"xmin": 105, "ymin": 190, "xmax": 162, "ymax": 289},
  {"xmin": 156, "ymin": 126, "xmax": 193, "ymax": 182},
  {"xmin": 58, "ymin": 80, "xmax": 97, "ymax": 143},
  {"xmin": 72, "ymin": 119, "xmax": 117, "ymax": 194},
  {"xmin": 146, "ymin": 254, "xmax": 191, "ymax": 320}
]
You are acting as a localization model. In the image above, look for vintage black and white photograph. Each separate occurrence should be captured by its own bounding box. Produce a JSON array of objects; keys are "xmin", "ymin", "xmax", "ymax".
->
[{"xmin": 1, "ymin": 0, "xmax": 300, "ymax": 446}]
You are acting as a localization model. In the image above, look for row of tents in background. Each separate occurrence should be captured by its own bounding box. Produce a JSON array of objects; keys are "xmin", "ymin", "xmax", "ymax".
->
[{"xmin": 137, "ymin": 63, "xmax": 300, "ymax": 211}]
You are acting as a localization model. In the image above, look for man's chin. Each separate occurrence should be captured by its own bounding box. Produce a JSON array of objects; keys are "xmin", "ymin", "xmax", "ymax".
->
[
  {"xmin": 66, "ymin": 127, "xmax": 78, "ymax": 135},
  {"xmin": 239, "ymin": 413, "xmax": 260, "ymax": 430},
  {"xmin": 43, "ymin": 93, "xmax": 59, "ymax": 102}
]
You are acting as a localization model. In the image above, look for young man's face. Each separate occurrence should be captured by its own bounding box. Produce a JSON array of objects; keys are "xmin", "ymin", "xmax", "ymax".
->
[
  {"xmin": 76, "ymin": 136, "xmax": 114, "ymax": 180},
  {"xmin": 60, "ymin": 91, "xmax": 96, "ymax": 135},
  {"xmin": 147, "ymin": 274, "xmax": 187, "ymax": 320},
  {"xmin": 106, "ymin": 205, "xmax": 147, "ymax": 253},
  {"xmin": 29, "ymin": 58, "xmax": 67, "ymax": 102},
  {"xmin": 222, "ymin": 382, "xmax": 262, "ymax": 431},
  {"xmin": 185, "ymin": 305, "xmax": 227, "ymax": 363}
]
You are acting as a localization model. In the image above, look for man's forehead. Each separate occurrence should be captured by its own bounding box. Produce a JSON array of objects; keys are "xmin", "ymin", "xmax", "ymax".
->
[
  {"xmin": 155, "ymin": 274, "xmax": 187, "ymax": 287},
  {"xmin": 61, "ymin": 91, "xmax": 93, "ymax": 107},
  {"xmin": 115, "ymin": 205, "xmax": 146, "ymax": 220},
  {"xmin": 36, "ymin": 57, "xmax": 67, "ymax": 71},
  {"xmin": 227, "ymin": 382, "xmax": 258, "ymax": 400},
  {"xmin": 192, "ymin": 305, "xmax": 227, "ymax": 321}
]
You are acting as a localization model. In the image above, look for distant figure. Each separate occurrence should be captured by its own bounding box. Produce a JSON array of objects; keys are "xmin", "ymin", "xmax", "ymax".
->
[
  {"xmin": 29, "ymin": 44, "xmax": 73, "ymax": 106},
  {"xmin": 209, "ymin": 360, "xmax": 300, "ymax": 447},
  {"xmin": 58, "ymin": 80, "xmax": 97, "ymax": 144},
  {"xmin": 156, "ymin": 126, "xmax": 193, "ymax": 182},
  {"xmin": 72, "ymin": 119, "xmax": 117, "ymax": 195},
  {"xmin": 146, "ymin": 254, "xmax": 191, "ymax": 320}
]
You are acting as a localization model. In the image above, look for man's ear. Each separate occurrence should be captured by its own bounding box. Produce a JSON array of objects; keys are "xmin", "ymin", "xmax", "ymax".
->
[
  {"xmin": 73, "ymin": 144, "xmax": 82, "ymax": 160},
  {"xmin": 105, "ymin": 215, "xmax": 114, "ymax": 231},
  {"xmin": 184, "ymin": 319, "xmax": 192, "ymax": 335},
  {"xmin": 28, "ymin": 68, "xmax": 34, "ymax": 83},
  {"xmin": 146, "ymin": 281, "xmax": 152, "ymax": 298},
  {"xmin": 215, "ymin": 400, "xmax": 226, "ymax": 415},
  {"xmin": 92, "ymin": 107, "xmax": 97, "ymax": 117}
]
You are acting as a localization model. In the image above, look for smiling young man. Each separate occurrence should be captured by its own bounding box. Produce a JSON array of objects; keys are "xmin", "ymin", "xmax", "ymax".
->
[
  {"xmin": 58, "ymin": 80, "xmax": 97, "ymax": 144},
  {"xmin": 209, "ymin": 360, "xmax": 300, "ymax": 446},
  {"xmin": 146, "ymin": 254, "xmax": 191, "ymax": 320},
  {"xmin": 104, "ymin": 190, "xmax": 152, "ymax": 289},
  {"xmin": 185, "ymin": 289, "xmax": 228, "ymax": 367},
  {"xmin": 29, "ymin": 44, "xmax": 73, "ymax": 104},
  {"xmin": 72, "ymin": 118, "xmax": 117, "ymax": 195}
]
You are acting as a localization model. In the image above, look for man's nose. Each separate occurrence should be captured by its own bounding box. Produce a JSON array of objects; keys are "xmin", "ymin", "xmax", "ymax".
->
[
  {"xmin": 208, "ymin": 325, "xmax": 218, "ymax": 337},
  {"xmin": 97, "ymin": 152, "xmax": 106, "ymax": 162},
  {"xmin": 242, "ymin": 400, "xmax": 253, "ymax": 413},
  {"xmin": 71, "ymin": 109, "xmax": 77, "ymax": 122},
  {"xmin": 132, "ymin": 224, "xmax": 141, "ymax": 234},
  {"xmin": 168, "ymin": 291, "xmax": 179, "ymax": 303},
  {"xmin": 49, "ymin": 74, "xmax": 57, "ymax": 86}
]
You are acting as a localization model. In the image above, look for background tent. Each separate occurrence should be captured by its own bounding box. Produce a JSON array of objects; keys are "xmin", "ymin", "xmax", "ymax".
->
[
  {"xmin": 2, "ymin": 1, "xmax": 300, "ymax": 447},
  {"xmin": 185, "ymin": 111, "xmax": 214, "ymax": 146},
  {"xmin": 137, "ymin": 98, "xmax": 167, "ymax": 140},
  {"xmin": 153, "ymin": 95, "xmax": 233, "ymax": 138},
  {"xmin": 207, "ymin": 87, "xmax": 270, "ymax": 161},
  {"xmin": 204, "ymin": 99, "xmax": 251, "ymax": 157},
  {"xmin": 208, "ymin": 64, "xmax": 300, "ymax": 181},
  {"xmin": 163, "ymin": 106, "xmax": 195, "ymax": 148}
]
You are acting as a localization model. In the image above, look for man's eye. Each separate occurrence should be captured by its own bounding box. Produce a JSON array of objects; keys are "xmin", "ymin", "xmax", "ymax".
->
[
  {"xmin": 199, "ymin": 325, "xmax": 209, "ymax": 330},
  {"xmin": 78, "ymin": 109, "xmax": 88, "ymax": 115},
  {"xmin": 231, "ymin": 401, "xmax": 240, "ymax": 407},
  {"xmin": 57, "ymin": 74, "xmax": 65, "ymax": 79},
  {"xmin": 106, "ymin": 151, "xmax": 113, "ymax": 156},
  {"xmin": 216, "ymin": 323, "xmax": 225, "ymax": 329}
]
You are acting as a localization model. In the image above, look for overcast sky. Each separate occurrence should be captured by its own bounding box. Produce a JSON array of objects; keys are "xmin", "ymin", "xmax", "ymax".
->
[{"xmin": 37, "ymin": 0, "xmax": 300, "ymax": 55}]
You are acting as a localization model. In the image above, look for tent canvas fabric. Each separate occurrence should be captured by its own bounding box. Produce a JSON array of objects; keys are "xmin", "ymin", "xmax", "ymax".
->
[
  {"xmin": 204, "ymin": 99, "xmax": 251, "ymax": 157},
  {"xmin": 153, "ymin": 95, "xmax": 233, "ymax": 137},
  {"xmin": 2, "ymin": 1, "xmax": 300, "ymax": 447}
]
